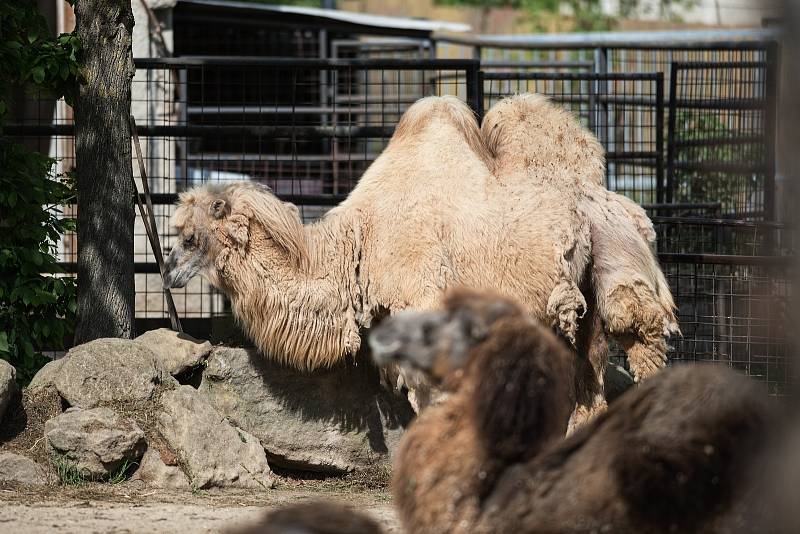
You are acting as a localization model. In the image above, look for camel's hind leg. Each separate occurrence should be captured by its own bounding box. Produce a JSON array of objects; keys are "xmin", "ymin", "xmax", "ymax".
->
[
  {"xmin": 567, "ymin": 283, "xmax": 609, "ymax": 434},
  {"xmin": 602, "ymin": 279, "xmax": 671, "ymax": 382}
]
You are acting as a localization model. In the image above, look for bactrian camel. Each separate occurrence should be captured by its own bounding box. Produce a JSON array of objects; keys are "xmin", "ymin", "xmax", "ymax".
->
[
  {"xmin": 369, "ymin": 288, "xmax": 772, "ymax": 534},
  {"xmin": 163, "ymin": 93, "xmax": 677, "ymax": 421}
]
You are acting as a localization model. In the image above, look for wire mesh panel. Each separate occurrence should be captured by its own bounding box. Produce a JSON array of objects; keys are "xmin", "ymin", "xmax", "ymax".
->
[
  {"xmin": 667, "ymin": 61, "xmax": 777, "ymax": 220},
  {"xmin": 8, "ymin": 57, "xmax": 481, "ymax": 326},
  {"xmin": 654, "ymin": 218, "xmax": 793, "ymax": 395},
  {"xmin": 482, "ymin": 72, "xmax": 664, "ymax": 204}
]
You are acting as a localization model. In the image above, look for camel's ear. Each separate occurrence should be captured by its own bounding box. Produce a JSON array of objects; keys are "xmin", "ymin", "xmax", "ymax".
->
[
  {"xmin": 225, "ymin": 213, "xmax": 249, "ymax": 253},
  {"xmin": 209, "ymin": 199, "xmax": 228, "ymax": 219}
]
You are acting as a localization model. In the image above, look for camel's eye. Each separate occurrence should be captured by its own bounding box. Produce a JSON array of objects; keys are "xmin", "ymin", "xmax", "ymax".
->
[{"xmin": 183, "ymin": 234, "xmax": 196, "ymax": 247}]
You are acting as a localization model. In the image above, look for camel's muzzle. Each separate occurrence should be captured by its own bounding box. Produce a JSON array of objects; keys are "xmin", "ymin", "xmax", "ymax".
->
[{"xmin": 162, "ymin": 245, "xmax": 198, "ymax": 289}]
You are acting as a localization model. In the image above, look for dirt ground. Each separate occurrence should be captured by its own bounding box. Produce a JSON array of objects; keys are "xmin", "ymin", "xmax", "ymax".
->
[{"xmin": 0, "ymin": 483, "xmax": 400, "ymax": 533}]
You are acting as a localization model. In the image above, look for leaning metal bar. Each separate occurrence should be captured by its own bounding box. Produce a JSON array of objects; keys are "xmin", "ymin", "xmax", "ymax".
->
[{"xmin": 130, "ymin": 116, "xmax": 183, "ymax": 333}]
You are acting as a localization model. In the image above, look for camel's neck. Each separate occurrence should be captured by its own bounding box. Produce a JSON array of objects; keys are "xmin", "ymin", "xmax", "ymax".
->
[
  {"xmin": 468, "ymin": 319, "xmax": 575, "ymax": 464},
  {"xmin": 219, "ymin": 212, "xmax": 364, "ymax": 370}
]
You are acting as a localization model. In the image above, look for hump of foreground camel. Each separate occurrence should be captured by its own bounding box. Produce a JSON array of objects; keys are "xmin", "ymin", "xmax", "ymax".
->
[{"xmin": 475, "ymin": 364, "xmax": 774, "ymax": 534}]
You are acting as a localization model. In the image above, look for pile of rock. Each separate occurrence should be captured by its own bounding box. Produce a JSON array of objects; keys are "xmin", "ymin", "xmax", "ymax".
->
[{"xmin": 0, "ymin": 329, "xmax": 413, "ymax": 490}]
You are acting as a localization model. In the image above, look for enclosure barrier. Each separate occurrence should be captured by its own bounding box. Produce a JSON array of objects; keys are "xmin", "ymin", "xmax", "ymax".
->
[{"xmin": 6, "ymin": 47, "xmax": 790, "ymax": 393}]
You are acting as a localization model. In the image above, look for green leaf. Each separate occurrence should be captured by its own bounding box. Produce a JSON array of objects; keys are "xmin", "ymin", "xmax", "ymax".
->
[
  {"xmin": 0, "ymin": 333, "xmax": 8, "ymax": 353},
  {"xmin": 31, "ymin": 65, "xmax": 45, "ymax": 84}
]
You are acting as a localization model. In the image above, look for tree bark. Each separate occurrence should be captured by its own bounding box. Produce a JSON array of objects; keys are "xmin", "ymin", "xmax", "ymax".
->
[{"xmin": 73, "ymin": 0, "xmax": 136, "ymax": 344}]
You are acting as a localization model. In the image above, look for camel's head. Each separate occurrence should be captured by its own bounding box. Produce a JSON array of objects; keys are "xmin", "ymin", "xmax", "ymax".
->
[
  {"xmin": 163, "ymin": 181, "xmax": 306, "ymax": 289},
  {"xmin": 369, "ymin": 288, "xmax": 525, "ymax": 382}
]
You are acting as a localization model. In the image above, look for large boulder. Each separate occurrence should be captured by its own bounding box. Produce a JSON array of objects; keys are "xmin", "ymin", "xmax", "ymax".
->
[
  {"xmin": 54, "ymin": 338, "xmax": 169, "ymax": 408},
  {"xmin": 135, "ymin": 328, "xmax": 212, "ymax": 376},
  {"xmin": 158, "ymin": 385, "xmax": 274, "ymax": 490},
  {"xmin": 199, "ymin": 347, "xmax": 414, "ymax": 473},
  {"xmin": 26, "ymin": 358, "xmax": 64, "ymax": 391},
  {"xmin": 0, "ymin": 452, "xmax": 49, "ymax": 485},
  {"xmin": 44, "ymin": 407, "xmax": 146, "ymax": 479},
  {"xmin": 0, "ymin": 359, "xmax": 17, "ymax": 423},
  {"xmin": 129, "ymin": 447, "xmax": 190, "ymax": 489}
]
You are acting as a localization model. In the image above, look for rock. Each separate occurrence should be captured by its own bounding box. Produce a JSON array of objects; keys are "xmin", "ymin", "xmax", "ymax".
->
[
  {"xmin": 0, "ymin": 452, "xmax": 49, "ymax": 485},
  {"xmin": 158, "ymin": 385, "xmax": 274, "ymax": 490},
  {"xmin": 0, "ymin": 359, "xmax": 17, "ymax": 423},
  {"xmin": 26, "ymin": 358, "xmax": 64, "ymax": 391},
  {"xmin": 54, "ymin": 338, "xmax": 168, "ymax": 408},
  {"xmin": 130, "ymin": 447, "xmax": 190, "ymax": 489},
  {"xmin": 605, "ymin": 363, "xmax": 635, "ymax": 403},
  {"xmin": 199, "ymin": 347, "xmax": 414, "ymax": 473},
  {"xmin": 135, "ymin": 328, "xmax": 212, "ymax": 376},
  {"xmin": 45, "ymin": 407, "xmax": 146, "ymax": 479}
]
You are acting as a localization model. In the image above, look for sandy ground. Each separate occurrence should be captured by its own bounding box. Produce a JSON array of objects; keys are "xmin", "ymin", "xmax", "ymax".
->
[{"xmin": 0, "ymin": 484, "xmax": 400, "ymax": 533}]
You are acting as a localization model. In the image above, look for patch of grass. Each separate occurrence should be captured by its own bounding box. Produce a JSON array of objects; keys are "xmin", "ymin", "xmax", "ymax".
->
[
  {"xmin": 51, "ymin": 454, "xmax": 88, "ymax": 486},
  {"xmin": 108, "ymin": 458, "xmax": 138, "ymax": 485}
]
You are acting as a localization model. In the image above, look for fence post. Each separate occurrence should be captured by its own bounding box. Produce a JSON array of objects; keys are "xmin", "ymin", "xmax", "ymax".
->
[
  {"xmin": 655, "ymin": 72, "xmax": 665, "ymax": 205},
  {"xmin": 764, "ymin": 41, "xmax": 778, "ymax": 221},
  {"xmin": 665, "ymin": 62, "xmax": 679, "ymax": 205},
  {"xmin": 466, "ymin": 61, "xmax": 483, "ymax": 122}
]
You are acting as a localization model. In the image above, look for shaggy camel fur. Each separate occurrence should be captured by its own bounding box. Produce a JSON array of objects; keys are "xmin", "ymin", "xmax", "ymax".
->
[
  {"xmin": 370, "ymin": 289, "xmax": 773, "ymax": 534},
  {"xmin": 225, "ymin": 501, "xmax": 384, "ymax": 534},
  {"xmin": 481, "ymin": 94, "xmax": 678, "ymax": 423},
  {"xmin": 163, "ymin": 94, "xmax": 674, "ymax": 418}
]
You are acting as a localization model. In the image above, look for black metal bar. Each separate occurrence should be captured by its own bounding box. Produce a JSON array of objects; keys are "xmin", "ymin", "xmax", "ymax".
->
[
  {"xmin": 673, "ymin": 135, "xmax": 767, "ymax": 148},
  {"xmin": 655, "ymin": 72, "xmax": 665, "ymax": 204},
  {"xmin": 669, "ymin": 60, "xmax": 768, "ymax": 69},
  {"xmin": 3, "ymin": 124, "xmax": 396, "ymax": 139},
  {"xmin": 650, "ymin": 216, "xmax": 788, "ymax": 229},
  {"xmin": 133, "ymin": 57, "xmax": 482, "ymax": 69},
  {"xmin": 605, "ymin": 151, "xmax": 659, "ymax": 160},
  {"xmin": 671, "ymin": 161, "xmax": 767, "ymax": 174},
  {"xmin": 479, "ymin": 60, "xmax": 594, "ymax": 69},
  {"xmin": 481, "ymin": 72, "xmax": 661, "ymax": 81},
  {"xmin": 466, "ymin": 62, "xmax": 482, "ymax": 121},
  {"xmin": 670, "ymin": 98, "xmax": 767, "ymax": 111},
  {"xmin": 127, "ymin": 192, "xmax": 349, "ymax": 206},
  {"xmin": 763, "ymin": 41, "xmax": 778, "ymax": 222},
  {"xmin": 657, "ymin": 253, "xmax": 793, "ymax": 266},
  {"xmin": 643, "ymin": 202, "xmax": 722, "ymax": 211},
  {"xmin": 666, "ymin": 62, "xmax": 678, "ymax": 204}
]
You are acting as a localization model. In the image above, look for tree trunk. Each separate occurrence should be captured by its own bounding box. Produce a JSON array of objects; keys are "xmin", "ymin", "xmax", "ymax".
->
[{"xmin": 73, "ymin": 0, "xmax": 136, "ymax": 344}]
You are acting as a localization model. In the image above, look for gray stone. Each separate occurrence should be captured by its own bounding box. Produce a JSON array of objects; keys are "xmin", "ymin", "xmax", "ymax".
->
[
  {"xmin": 135, "ymin": 328, "xmax": 212, "ymax": 376},
  {"xmin": 605, "ymin": 363, "xmax": 635, "ymax": 404},
  {"xmin": 130, "ymin": 447, "xmax": 190, "ymax": 489},
  {"xmin": 0, "ymin": 359, "xmax": 17, "ymax": 423},
  {"xmin": 0, "ymin": 452, "xmax": 49, "ymax": 485},
  {"xmin": 26, "ymin": 358, "xmax": 64, "ymax": 391},
  {"xmin": 54, "ymin": 338, "xmax": 167, "ymax": 408},
  {"xmin": 199, "ymin": 347, "xmax": 413, "ymax": 473},
  {"xmin": 158, "ymin": 385, "xmax": 274, "ymax": 490},
  {"xmin": 45, "ymin": 407, "xmax": 146, "ymax": 479}
]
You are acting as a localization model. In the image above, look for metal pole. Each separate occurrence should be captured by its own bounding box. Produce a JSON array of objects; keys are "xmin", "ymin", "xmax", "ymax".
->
[{"xmin": 130, "ymin": 115, "xmax": 183, "ymax": 333}]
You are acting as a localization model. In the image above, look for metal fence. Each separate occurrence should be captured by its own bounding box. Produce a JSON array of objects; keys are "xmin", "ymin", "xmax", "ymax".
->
[
  {"xmin": 653, "ymin": 217, "xmax": 792, "ymax": 395},
  {"xmin": 7, "ymin": 44, "xmax": 791, "ymax": 392}
]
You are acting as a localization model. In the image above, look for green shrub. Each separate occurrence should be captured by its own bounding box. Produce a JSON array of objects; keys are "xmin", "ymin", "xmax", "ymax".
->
[{"xmin": 0, "ymin": 0, "xmax": 80, "ymax": 384}]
